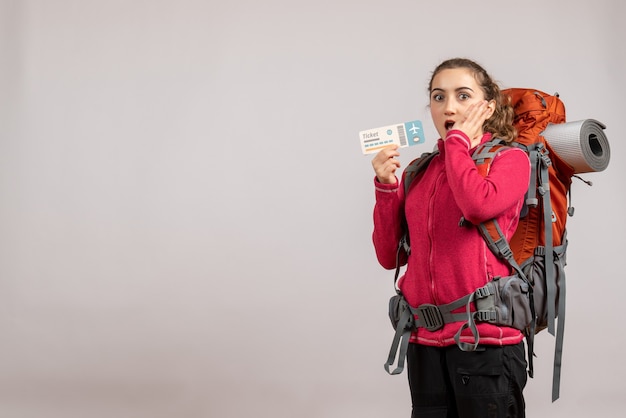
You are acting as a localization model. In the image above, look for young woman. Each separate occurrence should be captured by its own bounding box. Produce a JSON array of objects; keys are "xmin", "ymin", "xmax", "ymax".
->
[{"xmin": 371, "ymin": 58, "xmax": 531, "ymax": 417}]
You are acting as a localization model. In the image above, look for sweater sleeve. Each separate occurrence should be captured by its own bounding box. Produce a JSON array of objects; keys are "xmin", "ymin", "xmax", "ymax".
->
[
  {"xmin": 443, "ymin": 130, "xmax": 531, "ymax": 224},
  {"xmin": 372, "ymin": 176, "xmax": 406, "ymax": 270}
]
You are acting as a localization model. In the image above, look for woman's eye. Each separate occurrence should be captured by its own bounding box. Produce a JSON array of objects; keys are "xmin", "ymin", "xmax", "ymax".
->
[
  {"xmin": 459, "ymin": 93, "xmax": 470, "ymax": 100},
  {"xmin": 432, "ymin": 94, "xmax": 444, "ymax": 102}
]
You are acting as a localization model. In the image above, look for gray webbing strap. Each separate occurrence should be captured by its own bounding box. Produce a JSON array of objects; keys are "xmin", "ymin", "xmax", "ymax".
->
[
  {"xmin": 414, "ymin": 297, "xmax": 470, "ymax": 330},
  {"xmin": 454, "ymin": 290, "xmax": 486, "ymax": 352},
  {"xmin": 477, "ymin": 221, "xmax": 525, "ymax": 279},
  {"xmin": 403, "ymin": 151, "xmax": 439, "ymax": 197},
  {"xmin": 384, "ymin": 304, "xmax": 415, "ymax": 375},
  {"xmin": 551, "ymin": 238, "xmax": 567, "ymax": 401},
  {"xmin": 538, "ymin": 149, "xmax": 557, "ymax": 335},
  {"xmin": 525, "ymin": 143, "xmax": 540, "ymax": 207},
  {"xmin": 472, "ymin": 139, "xmax": 505, "ymax": 165}
]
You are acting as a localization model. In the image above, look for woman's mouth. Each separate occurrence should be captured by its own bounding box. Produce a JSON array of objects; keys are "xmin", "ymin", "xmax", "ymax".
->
[{"xmin": 445, "ymin": 121, "xmax": 455, "ymax": 131}]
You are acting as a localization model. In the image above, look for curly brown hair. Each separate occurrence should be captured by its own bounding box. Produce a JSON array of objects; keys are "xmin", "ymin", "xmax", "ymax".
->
[{"xmin": 428, "ymin": 58, "xmax": 517, "ymax": 143}]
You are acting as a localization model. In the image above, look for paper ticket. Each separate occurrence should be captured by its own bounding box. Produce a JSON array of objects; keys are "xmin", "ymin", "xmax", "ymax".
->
[{"xmin": 359, "ymin": 120, "xmax": 425, "ymax": 155}]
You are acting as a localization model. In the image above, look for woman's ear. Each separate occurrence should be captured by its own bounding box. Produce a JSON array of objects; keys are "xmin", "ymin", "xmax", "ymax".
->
[{"xmin": 486, "ymin": 99, "xmax": 496, "ymax": 118}]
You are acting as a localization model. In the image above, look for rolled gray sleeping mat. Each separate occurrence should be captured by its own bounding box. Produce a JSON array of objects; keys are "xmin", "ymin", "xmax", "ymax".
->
[{"xmin": 542, "ymin": 119, "xmax": 610, "ymax": 174}]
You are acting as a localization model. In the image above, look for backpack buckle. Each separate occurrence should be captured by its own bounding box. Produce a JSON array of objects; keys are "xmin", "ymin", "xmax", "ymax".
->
[
  {"xmin": 474, "ymin": 310, "xmax": 497, "ymax": 322},
  {"xmin": 417, "ymin": 304, "xmax": 444, "ymax": 331},
  {"xmin": 474, "ymin": 284, "xmax": 493, "ymax": 299}
]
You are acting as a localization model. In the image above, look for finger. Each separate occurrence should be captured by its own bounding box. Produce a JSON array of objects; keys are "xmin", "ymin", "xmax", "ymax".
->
[
  {"xmin": 374, "ymin": 154, "xmax": 401, "ymax": 172},
  {"xmin": 382, "ymin": 144, "xmax": 400, "ymax": 157},
  {"xmin": 466, "ymin": 101, "xmax": 486, "ymax": 119},
  {"xmin": 372, "ymin": 156, "xmax": 399, "ymax": 179},
  {"xmin": 374, "ymin": 146, "xmax": 400, "ymax": 163},
  {"xmin": 372, "ymin": 150, "xmax": 402, "ymax": 183},
  {"xmin": 383, "ymin": 161, "xmax": 400, "ymax": 181},
  {"xmin": 388, "ymin": 155, "xmax": 401, "ymax": 170},
  {"xmin": 463, "ymin": 101, "xmax": 488, "ymax": 127},
  {"xmin": 374, "ymin": 166, "xmax": 396, "ymax": 184}
]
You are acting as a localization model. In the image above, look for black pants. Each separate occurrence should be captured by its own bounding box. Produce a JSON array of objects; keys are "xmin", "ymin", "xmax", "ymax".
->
[{"xmin": 407, "ymin": 342, "xmax": 527, "ymax": 418}]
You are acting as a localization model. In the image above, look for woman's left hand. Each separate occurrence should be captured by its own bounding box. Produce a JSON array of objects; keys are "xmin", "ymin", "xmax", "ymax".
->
[{"xmin": 453, "ymin": 100, "xmax": 492, "ymax": 146}]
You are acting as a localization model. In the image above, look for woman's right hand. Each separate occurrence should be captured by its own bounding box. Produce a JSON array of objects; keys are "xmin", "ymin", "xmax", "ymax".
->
[{"xmin": 371, "ymin": 145, "xmax": 401, "ymax": 184}]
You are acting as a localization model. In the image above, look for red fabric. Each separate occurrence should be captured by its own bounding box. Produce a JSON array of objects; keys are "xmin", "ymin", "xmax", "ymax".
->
[{"xmin": 373, "ymin": 130, "xmax": 531, "ymax": 347}]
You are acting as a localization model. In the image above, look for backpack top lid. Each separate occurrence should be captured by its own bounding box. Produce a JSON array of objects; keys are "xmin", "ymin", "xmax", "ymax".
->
[
  {"xmin": 505, "ymin": 88, "xmax": 566, "ymax": 134},
  {"xmin": 504, "ymin": 88, "xmax": 575, "ymax": 187}
]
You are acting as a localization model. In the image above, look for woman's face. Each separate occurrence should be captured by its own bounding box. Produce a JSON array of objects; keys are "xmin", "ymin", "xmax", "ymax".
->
[{"xmin": 429, "ymin": 68, "xmax": 494, "ymax": 140}]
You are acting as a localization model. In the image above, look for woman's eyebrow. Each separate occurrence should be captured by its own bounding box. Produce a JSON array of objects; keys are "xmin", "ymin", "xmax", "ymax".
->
[{"xmin": 431, "ymin": 86, "xmax": 475, "ymax": 93}]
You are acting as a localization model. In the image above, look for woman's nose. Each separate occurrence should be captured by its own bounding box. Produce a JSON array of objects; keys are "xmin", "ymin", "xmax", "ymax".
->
[{"xmin": 444, "ymin": 99, "xmax": 456, "ymax": 115}]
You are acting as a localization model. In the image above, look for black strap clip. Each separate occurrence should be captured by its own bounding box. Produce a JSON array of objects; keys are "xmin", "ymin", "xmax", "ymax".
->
[{"xmin": 417, "ymin": 304, "xmax": 444, "ymax": 331}]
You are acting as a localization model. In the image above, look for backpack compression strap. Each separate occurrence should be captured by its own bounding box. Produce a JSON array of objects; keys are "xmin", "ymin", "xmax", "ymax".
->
[
  {"xmin": 384, "ymin": 297, "xmax": 416, "ymax": 375},
  {"xmin": 551, "ymin": 237, "xmax": 567, "ymax": 401}
]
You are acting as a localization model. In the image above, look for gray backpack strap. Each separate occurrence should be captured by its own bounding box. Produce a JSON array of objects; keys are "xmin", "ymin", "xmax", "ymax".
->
[
  {"xmin": 523, "ymin": 142, "xmax": 540, "ymax": 207},
  {"xmin": 384, "ymin": 299, "xmax": 416, "ymax": 375},
  {"xmin": 403, "ymin": 150, "xmax": 439, "ymax": 197},
  {"xmin": 552, "ymin": 238, "xmax": 567, "ymax": 401},
  {"xmin": 453, "ymin": 291, "xmax": 483, "ymax": 352},
  {"xmin": 472, "ymin": 138, "xmax": 507, "ymax": 164},
  {"xmin": 477, "ymin": 220, "xmax": 526, "ymax": 280},
  {"xmin": 535, "ymin": 236, "xmax": 567, "ymax": 401}
]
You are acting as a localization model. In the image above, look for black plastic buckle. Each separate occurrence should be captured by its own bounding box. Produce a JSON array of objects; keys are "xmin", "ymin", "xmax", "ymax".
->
[
  {"xmin": 475, "ymin": 310, "xmax": 496, "ymax": 322},
  {"xmin": 474, "ymin": 285, "xmax": 492, "ymax": 299},
  {"xmin": 540, "ymin": 151, "xmax": 552, "ymax": 168},
  {"xmin": 417, "ymin": 304, "xmax": 444, "ymax": 331}
]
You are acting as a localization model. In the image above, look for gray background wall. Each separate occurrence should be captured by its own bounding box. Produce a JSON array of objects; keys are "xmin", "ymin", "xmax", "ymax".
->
[{"xmin": 1, "ymin": 0, "xmax": 624, "ymax": 417}]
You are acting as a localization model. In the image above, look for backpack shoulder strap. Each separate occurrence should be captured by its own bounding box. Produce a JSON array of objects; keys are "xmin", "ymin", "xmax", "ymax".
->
[
  {"xmin": 471, "ymin": 138, "xmax": 510, "ymax": 176},
  {"xmin": 403, "ymin": 150, "xmax": 439, "ymax": 197}
]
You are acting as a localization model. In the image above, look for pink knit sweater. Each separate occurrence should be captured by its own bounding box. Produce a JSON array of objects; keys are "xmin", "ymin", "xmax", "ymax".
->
[{"xmin": 373, "ymin": 130, "xmax": 531, "ymax": 347}]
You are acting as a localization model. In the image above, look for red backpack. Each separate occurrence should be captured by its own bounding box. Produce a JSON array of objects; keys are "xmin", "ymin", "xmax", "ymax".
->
[{"xmin": 476, "ymin": 88, "xmax": 575, "ymax": 401}]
